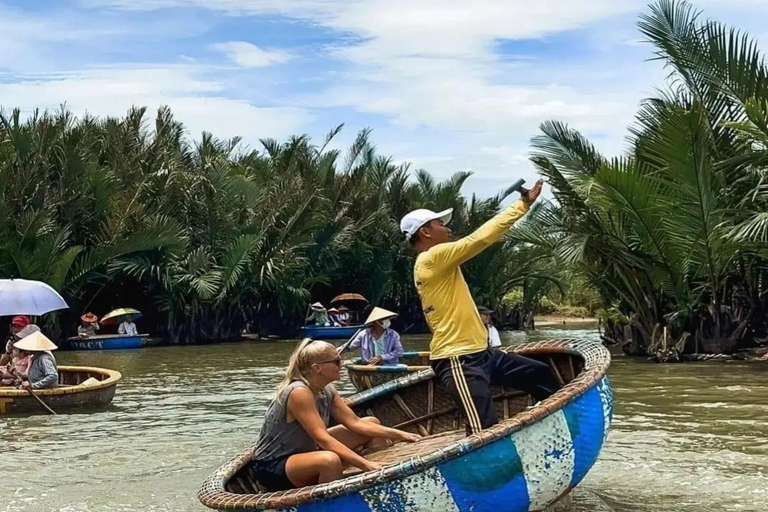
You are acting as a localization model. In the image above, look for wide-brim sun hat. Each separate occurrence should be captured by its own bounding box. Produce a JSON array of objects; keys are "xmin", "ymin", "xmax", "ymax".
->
[
  {"xmin": 13, "ymin": 330, "xmax": 58, "ymax": 352},
  {"xmin": 400, "ymin": 208, "xmax": 453, "ymax": 241},
  {"xmin": 81, "ymin": 312, "xmax": 99, "ymax": 323},
  {"xmin": 364, "ymin": 307, "xmax": 398, "ymax": 326}
]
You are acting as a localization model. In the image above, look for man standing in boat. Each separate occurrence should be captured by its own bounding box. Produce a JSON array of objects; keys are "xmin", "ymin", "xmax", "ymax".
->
[{"xmin": 400, "ymin": 179, "xmax": 560, "ymax": 434}]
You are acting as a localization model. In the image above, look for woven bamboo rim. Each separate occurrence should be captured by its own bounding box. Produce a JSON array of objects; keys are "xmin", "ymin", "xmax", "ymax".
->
[
  {"xmin": 198, "ymin": 339, "xmax": 611, "ymax": 510},
  {"xmin": 346, "ymin": 351, "xmax": 431, "ymax": 373},
  {"xmin": 67, "ymin": 334, "xmax": 149, "ymax": 341},
  {"xmin": 0, "ymin": 366, "xmax": 122, "ymax": 397}
]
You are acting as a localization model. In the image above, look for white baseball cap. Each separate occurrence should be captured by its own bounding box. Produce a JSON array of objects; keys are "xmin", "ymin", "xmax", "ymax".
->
[{"xmin": 400, "ymin": 208, "xmax": 453, "ymax": 241}]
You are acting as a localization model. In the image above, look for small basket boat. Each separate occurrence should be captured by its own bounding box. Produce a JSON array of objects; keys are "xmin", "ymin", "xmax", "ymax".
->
[
  {"xmin": 0, "ymin": 366, "xmax": 121, "ymax": 415},
  {"xmin": 198, "ymin": 339, "xmax": 613, "ymax": 512},
  {"xmin": 66, "ymin": 334, "xmax": 148, "ymax": 350},
  {"xmin": 346, "ymin": 351, "xmax": 430, "ymax": 391},
  {"xmin": 300, "ymin": 325, "xmax": 364, "ymax": 340}
]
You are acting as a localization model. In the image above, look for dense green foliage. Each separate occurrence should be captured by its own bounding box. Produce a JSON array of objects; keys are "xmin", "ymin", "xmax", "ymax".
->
[
  {"xmin": 0, "ymin": 109, "xmax": 547, "ymax": 342},
  {"xmin": 516, "ymin": 0, "xmax": 768, "ymax": 357}
]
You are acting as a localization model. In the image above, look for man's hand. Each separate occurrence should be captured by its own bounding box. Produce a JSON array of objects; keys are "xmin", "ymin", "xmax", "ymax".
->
[
  {"xmin": 20, "ymin": 381, "xmax": 31, "ymax": 390},
  {"xmin": 521, "ymin": 179, "xmax": 544, "ymax": 206},
  {"xmin": 367, "ymin": 356, "xmax": 383, "ymax": 366}
]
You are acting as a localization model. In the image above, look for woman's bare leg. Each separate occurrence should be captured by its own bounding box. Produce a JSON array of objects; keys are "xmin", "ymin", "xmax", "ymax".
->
[
  {"xmin": 328, "ymin": 416, "xmax": 390, "ymax": 451},
  {"xmin": 285, "ymin": 451, "xmax": 343, "ymax": 487}
]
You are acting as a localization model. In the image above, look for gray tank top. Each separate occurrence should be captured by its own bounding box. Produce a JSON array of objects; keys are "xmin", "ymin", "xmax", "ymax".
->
[{"xmin": 253, "ymin": 380, "xmax": 336, "ymax": 462}]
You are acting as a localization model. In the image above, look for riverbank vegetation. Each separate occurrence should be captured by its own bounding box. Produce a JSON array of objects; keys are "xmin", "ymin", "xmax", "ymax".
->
[
  {"xmin": 1, "ymin": 1, "xmax": 765, "ymax": 357},
  {"xmin": 0, "ymin": 108, "xmax": 552, "ymax": 342},
  {"xmin": 516, "ymin": 0, "xmax": 768, "ymax": 358}
]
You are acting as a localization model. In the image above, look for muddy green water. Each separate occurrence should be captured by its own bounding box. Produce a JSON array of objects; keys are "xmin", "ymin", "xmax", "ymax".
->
[{"xmin": 1, "ymin": 327, "xmax": 766, "ymax": 512}]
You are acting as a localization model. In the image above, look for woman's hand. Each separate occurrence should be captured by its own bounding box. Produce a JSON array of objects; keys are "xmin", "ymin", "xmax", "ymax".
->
[
  {"xmin": 367, "ymin": 356, "xmax": 382, "ymax": 366},
  {"xmin": 20, "ymin": 380, "xmax": 31, "ymax": 390}
]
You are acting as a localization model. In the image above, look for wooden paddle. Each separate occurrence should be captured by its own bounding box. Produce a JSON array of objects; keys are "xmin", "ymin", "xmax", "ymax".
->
[
  {"xmin": 337, "ymin": 327, "xmax": 364, "ymax": 356},
  {"xmin": 25, "ymin": 386, "xmax": 57, "ymax": 415}
]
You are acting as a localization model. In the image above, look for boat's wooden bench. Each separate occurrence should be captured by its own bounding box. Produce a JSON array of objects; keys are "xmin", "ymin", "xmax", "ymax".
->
[{"xmin": 343, "ymin": 430, "xmax": 465, "ymax": 476}]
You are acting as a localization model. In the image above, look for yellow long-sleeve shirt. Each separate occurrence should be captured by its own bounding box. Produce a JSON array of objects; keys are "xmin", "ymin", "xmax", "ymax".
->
[{"xmin": 414, "ymin": 200, "xmax": 530, "ymax": 360}]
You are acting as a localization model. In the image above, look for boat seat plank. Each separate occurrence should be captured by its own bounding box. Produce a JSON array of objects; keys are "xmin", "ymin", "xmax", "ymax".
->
[{"xmin": 343, "ymin": 430, "xmax": 465, "ymax": 476}]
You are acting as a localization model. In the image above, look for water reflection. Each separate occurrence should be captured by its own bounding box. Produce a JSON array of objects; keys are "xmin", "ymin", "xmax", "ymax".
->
[{"xmin": 2, "ymin": 326, "xmax": 766, "ymax": 511}]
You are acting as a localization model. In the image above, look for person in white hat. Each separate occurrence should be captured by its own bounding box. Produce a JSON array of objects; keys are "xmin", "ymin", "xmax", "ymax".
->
[
  {"xmin": 399, "ymin": 179, "xmax": 559, "ymax": 434},
  {"xmin": 341, "ymin": 307, "xmax": 403, "ymax": 365},
  {"xmin": 13, "ymin": 327, "xmax": 59, "ymax": 390}
]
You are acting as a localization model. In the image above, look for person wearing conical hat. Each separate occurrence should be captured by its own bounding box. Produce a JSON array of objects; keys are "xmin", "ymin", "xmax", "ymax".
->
[
  {"xmin": 77, "ymin": 312, "xmax": 100, "ymax": 338},
  {"xmin": 335, "ymin": 305, "xmax": 351, "ymax": 326},
  {"xmin": 13, "ymin": 327, "xmax": 59, "ymax": 390},
  {"xmin": 305, "ymin": 302, "xmax": 332, "ymax": 327},
  {"xmin": 341, "ymin": 307, "xmax": 403, "ymax": 366}
]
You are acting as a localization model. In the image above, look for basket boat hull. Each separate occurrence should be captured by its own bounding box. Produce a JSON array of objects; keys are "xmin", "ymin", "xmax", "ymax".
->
[
  {"xmin": 0, "ymin": 366, "xmax": 122, "ymax": 415},
  {"xmin": 199, "ymin": 339, "xmax": 613, "ymax": 512}
]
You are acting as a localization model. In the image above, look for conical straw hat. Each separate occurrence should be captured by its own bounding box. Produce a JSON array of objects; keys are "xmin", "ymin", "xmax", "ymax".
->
[
  {"xmin": 310, "ymin": 302, "xmax": 325, "ymax": 310},
  {"xmin": 364, "ymin": 307, "xmax": 398, "ymax": 326},
  {"xmin": 14, "ymin": 330, "xmax": 58, "ymax": 352}
]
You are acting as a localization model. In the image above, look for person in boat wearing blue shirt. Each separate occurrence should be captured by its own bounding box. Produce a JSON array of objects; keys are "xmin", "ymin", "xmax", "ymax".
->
[
  {"xmin": 305, "ymin": 302, "xmax": 333, "ymax": 327},
  {"xmin": 343, "ymin": 307, "xmax": 403, "ymax": 365},
  {"xmin": 13, "ymin": 327, "xmax": 59, "ymax": 390},
  {"xmin": 118, "ymin": 315, "xmax": 138, "ymax": 336}
]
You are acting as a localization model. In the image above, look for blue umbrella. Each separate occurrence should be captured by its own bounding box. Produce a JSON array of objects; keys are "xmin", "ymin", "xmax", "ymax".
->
[{"xmin": 0, "ymin": 279, "xmax": 69, "ymax": 316}]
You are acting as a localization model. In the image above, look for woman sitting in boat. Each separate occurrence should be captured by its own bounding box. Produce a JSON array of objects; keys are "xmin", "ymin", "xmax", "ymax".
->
[
  {"xmin": 118, "ymin": 315, "xmax": 138, "ymax": 336},
  {"xmin": 13, "ymin": 326, "xmax": 59, "ymax": 390},
  {"xmin": 251, "ymin": 338, "xmax": 419, "ymax": 491},
  {"xmin": 305, "ymin": 302, "xmax": 333, "ymax": 327},
  {"xmin": 77, "ymin": 312, "xmax": 100, "ymax": 338},
  {"xmin": 342, "ymin": 307, "xmax": 403, "ymax": 365},
  {"xmin": 0, "ymin": 315, "xmax": 30, "ymax": 367}
]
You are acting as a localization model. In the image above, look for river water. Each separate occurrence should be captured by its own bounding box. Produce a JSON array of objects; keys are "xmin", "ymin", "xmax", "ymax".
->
[{"xmin": 1, "ymin": 327, "xmax": 766, "ymax": 512}]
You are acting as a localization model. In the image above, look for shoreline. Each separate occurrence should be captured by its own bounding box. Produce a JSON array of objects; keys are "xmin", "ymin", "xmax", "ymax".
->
[{"xmin": 534, "ymin": 316, "xmax": 598, "ymax": 328}]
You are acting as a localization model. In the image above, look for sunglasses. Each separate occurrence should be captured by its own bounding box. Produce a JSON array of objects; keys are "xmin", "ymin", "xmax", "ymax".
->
[{"xmin": 316, "ymin": 358, "xmax": 342, "ymax": 367}]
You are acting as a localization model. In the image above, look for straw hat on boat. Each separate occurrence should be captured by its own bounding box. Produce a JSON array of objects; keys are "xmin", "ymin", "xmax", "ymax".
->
[
  {"xmin": 310, "ymin": 302, "xmax": 325, "ymax": 310},
  {"xmin": 364, "ymin": 307, "xmax": 398, "ymax": 326},
  {"xmin": 337, "ymin": 305, "xmax": 350, "ymax": 312},
  {"xmin": 13, "ymin": 330, "xmax": 58, "ymax": 352},
  {"xmin": 327, "ymin": 308, "xmax": 339, "ymax": 314},
  {"xmin": 81, "ymin": 312, "xmax": 99, "ymax": 323}
]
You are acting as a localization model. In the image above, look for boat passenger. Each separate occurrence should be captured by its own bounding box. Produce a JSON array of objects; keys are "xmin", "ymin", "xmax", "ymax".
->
[
  {"xmin": 343, "ymin": 307, "xmax": 403, "ymax": 365},
  {"xmin": 0, "ymin": 316, "xmax": 30, "ymax": 367},
  {"xmin": 400, "ymin": 179, "xmax": 559, "ymax": 434},
  {"xmin": 118, "ymin": 315, "xmax": 138, "ymax": 336},
  {"xmin": 251, "ymin": 338, "xmax": 419, "ymax": 491},
  {"xmin": 305, "ymin": 302, "xmax": 332, "ymax": 327},
  {"xmin": 327, "ymin": 308, "xmax": 342, "ymax": 327},
  {"xmin": 336, "ymin": 305, "xmax": 351, "ymax": 326},
  {"xmin": 0, "ymin": 345, "xmax": 31, "ymax": 386},
  {"xmin": 478, "ymin": 306, "xmax": 502, "ymax": 348},
  {"xmin": 77, "ymin": 312, "xmax": 100, "ymax": 338},
  {"xmin": 13, "ymin": 326, "xmax": 59, "ymax": 390}
]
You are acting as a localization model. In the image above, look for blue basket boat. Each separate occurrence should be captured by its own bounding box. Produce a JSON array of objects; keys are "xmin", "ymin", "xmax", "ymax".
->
[
  {"xmin": 300, "ymin": 324, "xmax": 363, "ymax": 340},
  {"xmin": 67, "ymin": 334, "xmax": 148, "ymax": 350},
  {"xmin": 198, "ymin": 339, "xmax": 613, "ymax": 512}
]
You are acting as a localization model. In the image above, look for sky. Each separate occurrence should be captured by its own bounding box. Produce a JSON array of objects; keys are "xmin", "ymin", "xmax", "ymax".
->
[{"xmin": 2, "ymin": 0, "xmax": 768, "ymax": 198}]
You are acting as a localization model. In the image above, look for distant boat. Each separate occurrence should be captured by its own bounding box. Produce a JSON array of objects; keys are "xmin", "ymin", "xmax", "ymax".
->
[
  {"xmin": 0, "ymin": 366, "xmax": 121, "ymax": 415},
  {"xmin": 198, "ymin": 339, "xmax": 613, "ymax": 512},
  {"xmin": 300, "ymin": 324, "xmax": 363, "ymax": 340},
  {"xmin": 346, "ymin": 350, "xmax": 430, "ymax": 391},
  {"xmin": 66, "ymin": 334, "xmax": 148, "ymax": 350}
]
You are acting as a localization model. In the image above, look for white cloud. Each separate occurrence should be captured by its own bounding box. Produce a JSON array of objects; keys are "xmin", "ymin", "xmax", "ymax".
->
[
  {"xmin": 210, "ymin": 41, "xmax": 290, "ymax": 68},
  {"xmin": 0, "ymin": 65, "xmax": 309, "ymax": 145}
]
